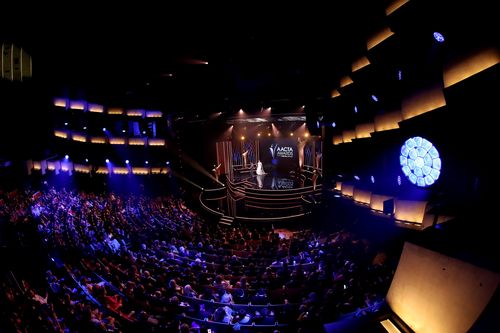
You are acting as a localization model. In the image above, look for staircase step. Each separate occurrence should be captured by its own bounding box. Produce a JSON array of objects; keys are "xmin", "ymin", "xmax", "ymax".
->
[{"xmin": 219, "ymin": 215, "xmax": 234, "ymax": 226}]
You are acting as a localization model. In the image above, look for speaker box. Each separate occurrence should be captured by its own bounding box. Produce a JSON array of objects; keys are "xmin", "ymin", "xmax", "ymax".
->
[{"xmin": 383, "ymin": 198, "xmax": 394, "ymax": 215}]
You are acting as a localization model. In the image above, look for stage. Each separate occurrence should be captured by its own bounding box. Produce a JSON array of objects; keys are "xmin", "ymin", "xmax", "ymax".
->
[
  {"xmin": 232, "ymin": 167, "xmax": 306, "ymax": 190},
  {"xmin": 200, "ymin": 166, "xmax": 322, "ymax": 223}
]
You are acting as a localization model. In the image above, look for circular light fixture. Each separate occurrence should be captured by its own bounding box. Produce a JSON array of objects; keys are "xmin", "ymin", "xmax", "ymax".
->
[{"xmin": 400, "ymin": 137, "xmax": 441, "ymax": 187}]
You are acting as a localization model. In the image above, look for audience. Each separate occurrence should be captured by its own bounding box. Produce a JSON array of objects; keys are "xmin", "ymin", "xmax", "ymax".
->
[{"xmin": 0, "ymin": 185, "xmax": 394, "ymax": 332}]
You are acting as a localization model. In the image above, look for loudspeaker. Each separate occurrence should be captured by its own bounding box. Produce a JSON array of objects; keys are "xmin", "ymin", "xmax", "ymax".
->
[{"xmin": 383, "ymin": 199, "xmax": 394, "ymax": 215}]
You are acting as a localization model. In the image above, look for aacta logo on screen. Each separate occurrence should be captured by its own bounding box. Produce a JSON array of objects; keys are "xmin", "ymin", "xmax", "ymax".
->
[{"xmin": 269, "ymin": 144, "xmax": 294, "ymax": 158}]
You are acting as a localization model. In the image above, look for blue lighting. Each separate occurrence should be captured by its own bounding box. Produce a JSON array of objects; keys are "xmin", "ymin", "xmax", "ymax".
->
[
  {"xmin": 433, "ymin": 32, "xmax": 445, "ymax": 43},
  {"xmin": 316, "ymin": 121, "xmax": 320, "ymax": 129},
  {"xmin": 370, "ymin": 175, "xmax": 375, "ymax": 183},
  {"xmin": 105, "ymin": 159, "xmax": 110, "ymax": 163},
  {"xmin": 354, "ymin": 175, "xmax": 360, "ymax": 181},
  {"xmin": 125, "ymin": 160, "xmax": 129, "ymax": 164},
  {"xmin": 64, "ymin": 155, "xmax": 69, "ymax": 160},
  {"xmin": 398, "ymin": 70, "xmax": 402, "ymax": 81},
  {"xmin": 371, "ymin": 95, "xmax": 378, "ymax": 102},
  {"xmin": 400, "ymin": 136, "xmax": 441, "ymax": 187},
  {"xmin": 102, "ymin": 127, "xmax": 106, "ymax": 132},
  {"xmin": 331, "ymin": 122, "xmax": 336, "ymax": 128},
  {"xmin": 354, "ymin": 106, "xmax": 358, "ymax": 113},
  {"xmin": 166, "ymin": 161, "xmax": 170, "ymax": 165}
]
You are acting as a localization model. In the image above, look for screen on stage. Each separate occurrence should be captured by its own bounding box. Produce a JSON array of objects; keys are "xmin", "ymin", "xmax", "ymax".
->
[{"xmin": 259, "ymin": 138, "xmax": 299, "ymax": 172}]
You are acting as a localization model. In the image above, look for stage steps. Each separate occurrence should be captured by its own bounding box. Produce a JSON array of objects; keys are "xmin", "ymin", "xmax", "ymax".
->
[{"xmin": 219, "ymin": 215, "xmax": 234, "ymax": 226}]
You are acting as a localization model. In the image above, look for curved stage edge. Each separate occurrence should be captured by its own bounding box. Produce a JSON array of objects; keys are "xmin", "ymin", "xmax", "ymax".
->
[{"xmin": 200, "ymin": 167, "xmax": 322, "ymax": 223}]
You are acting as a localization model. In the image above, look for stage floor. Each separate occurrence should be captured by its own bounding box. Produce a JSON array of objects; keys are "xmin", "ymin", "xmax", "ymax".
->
[
  {"xmin": 201, "ymin": 167, "xmax": 322, "ymax": 222},
  {"xmin": 232, "ymin": 169, "xmax": 308, "ymax": 190}
]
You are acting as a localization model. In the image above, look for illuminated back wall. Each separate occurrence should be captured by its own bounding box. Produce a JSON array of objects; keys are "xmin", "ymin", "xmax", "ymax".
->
[{"xmin": 259, "ymin": 138, "xmax": 299, "ymax": 173}]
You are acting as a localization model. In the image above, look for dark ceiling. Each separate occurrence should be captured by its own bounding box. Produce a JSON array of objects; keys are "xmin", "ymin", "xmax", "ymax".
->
[
  {"xmin": 2, "ymin": 2, "xmax": 392, "ymax": 111},
  {"xmin": 2, "ymin": 0, "xmax": 495, "ymax": 115}
]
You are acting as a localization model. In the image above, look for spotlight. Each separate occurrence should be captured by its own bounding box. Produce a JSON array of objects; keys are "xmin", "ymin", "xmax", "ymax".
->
[
  {"xmin": 125, "ymin": 160, "xmax": 129, "ymax": 164},
  {"xmin": 398, "ymin": 70, "xmax": 402, "ymax": 81},
  {"xmin": 433, "ymin": 32, "xmax": 445, "ymax": 43},
  {"xmin": 354, "ymin": 175, "xmax": 360, "ymax": 180},
  {"xmin": 371, "ymin": 95, "xmax": 378, "ymax": 102},
  {"xmin": 304, "ymin": 133, "xmax": 309, "ymax": 138},
  {"xmin": 105, "ymin": 159, "xmax": 110, "ymax": 163},
  {"xmin": 83, "ymin": 126, "xmax": 87, "ymax": 130},
  {"xmin": 142, "ymin": 131, "xmax": 146, "ymax": 134},
  {"xmin": 64, "ymin": 122, "xmax": 68, "ymax": 126},
  {"xmin": 371, "ymin": 175, "xmax": 375, "ymax": 183},
  {"xmin": 257, "ymin": 133, "xmax": 261, "ymax": 137},
  {"xmin": 64, "ymin": 155, "xmax": 69, "ymax": 159},
  {"xmin": 166, "ymin": 161, "xmax": 170, "ymax": 165},
  {"xmin": 102, "ymin": 127, "xmax": 106, "ymax": 132},
  {"xmin": 241, "ymin": 136, "xmax": 245, "ymax": 140},
  {"xmin": 268, "ymin": 133, "xmax": 271, "ymax": 137},
  {"xmin": 122, "ymin": 129, "xmax": 126, "ymax": 133},
  {"xmin": 145, "ymin": 161, "xmax": 149, "ymax": 164},
  {"xmin": 85, "ymin": 158, "xmax": 89, "ymax": 163},
  {"xmin": 290, "ymin": 133, "xmax": 294, "ymax": 136},
  {"xmin": 332, "ymin": 122, "xmax": 336, "ymax": 128},
  {"xmin": 354, "ymin": 106, "xmax": 358, "ymax": 113}
]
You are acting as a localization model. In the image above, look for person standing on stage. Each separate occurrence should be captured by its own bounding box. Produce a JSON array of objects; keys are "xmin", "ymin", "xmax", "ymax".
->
[{"xmin": 256, "ymin": 160, "xmax": 266, "ymax": 175}]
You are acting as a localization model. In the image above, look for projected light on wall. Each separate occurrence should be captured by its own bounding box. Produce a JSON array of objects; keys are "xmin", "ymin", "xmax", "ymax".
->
[{"xmin": 400, "ymin": 137, "xmax": 441, "ymax": 187}]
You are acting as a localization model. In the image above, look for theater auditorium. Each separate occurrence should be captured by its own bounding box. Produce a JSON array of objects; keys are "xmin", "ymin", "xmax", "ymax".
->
[{"xmin": 1, "ymin": 1, "xmax": 499, "ymax": 332}]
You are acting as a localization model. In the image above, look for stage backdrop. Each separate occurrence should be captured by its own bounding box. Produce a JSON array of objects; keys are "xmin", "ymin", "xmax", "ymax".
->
[{"xmin": 259, "ymin": 138, "xmax": 299, "ymax": 173}]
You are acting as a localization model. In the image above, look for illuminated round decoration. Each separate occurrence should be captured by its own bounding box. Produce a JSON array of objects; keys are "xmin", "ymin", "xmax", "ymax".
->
[{"xmin": 400, "ymin": 137, "xmax": 441, "ymax": 187}]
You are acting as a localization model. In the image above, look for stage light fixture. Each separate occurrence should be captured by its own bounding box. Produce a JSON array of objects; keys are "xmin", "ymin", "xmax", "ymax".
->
[
  {"xmin": 400, "ymin": 136, "xmax": 441, "ymax": 187},
  {"xmin": 332, "ymin": 122, "xmax": 336, "ymax": 128},
  {"xmin": 125, "ymin": 160, "xmax": 129, "ymax": 164},
  {"xmin": 102, "ymin": 128, "xmax": 106, "ymax": 132},
  {"xmin": 64, "ymin": 122, "xmax": 68, "ymax": 126},
  {"xmin": 433, "ymin": 32, "xmax": 445, "ymax": 43},
  {"xmin": 371, "ymin": 176, "xmax": 375, "ymax": 183},
  {"xmin": 83, "ymin": 126, "xmax": 87, "ymax": 130},
  {"xmin": 371, "ymin": 95, "xmax": 378, "ymax": 102},
  {"xmin": 354, "ymin": 106, "xmax": 358, "ymax": 113},
  {"xmin": 105, "ymin": 159, "xmax": 110, "ymax": 163},
  {"xmin": 64, "ymin": 155, "xmax": 69, "ymax": 159},
  {"xmin": 85, "ymin": 158, "xmax": 89, "ymax": 163},
  {"xmin": 145, "ymin": 161, "xmax": 149, "ymax": 164}
]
